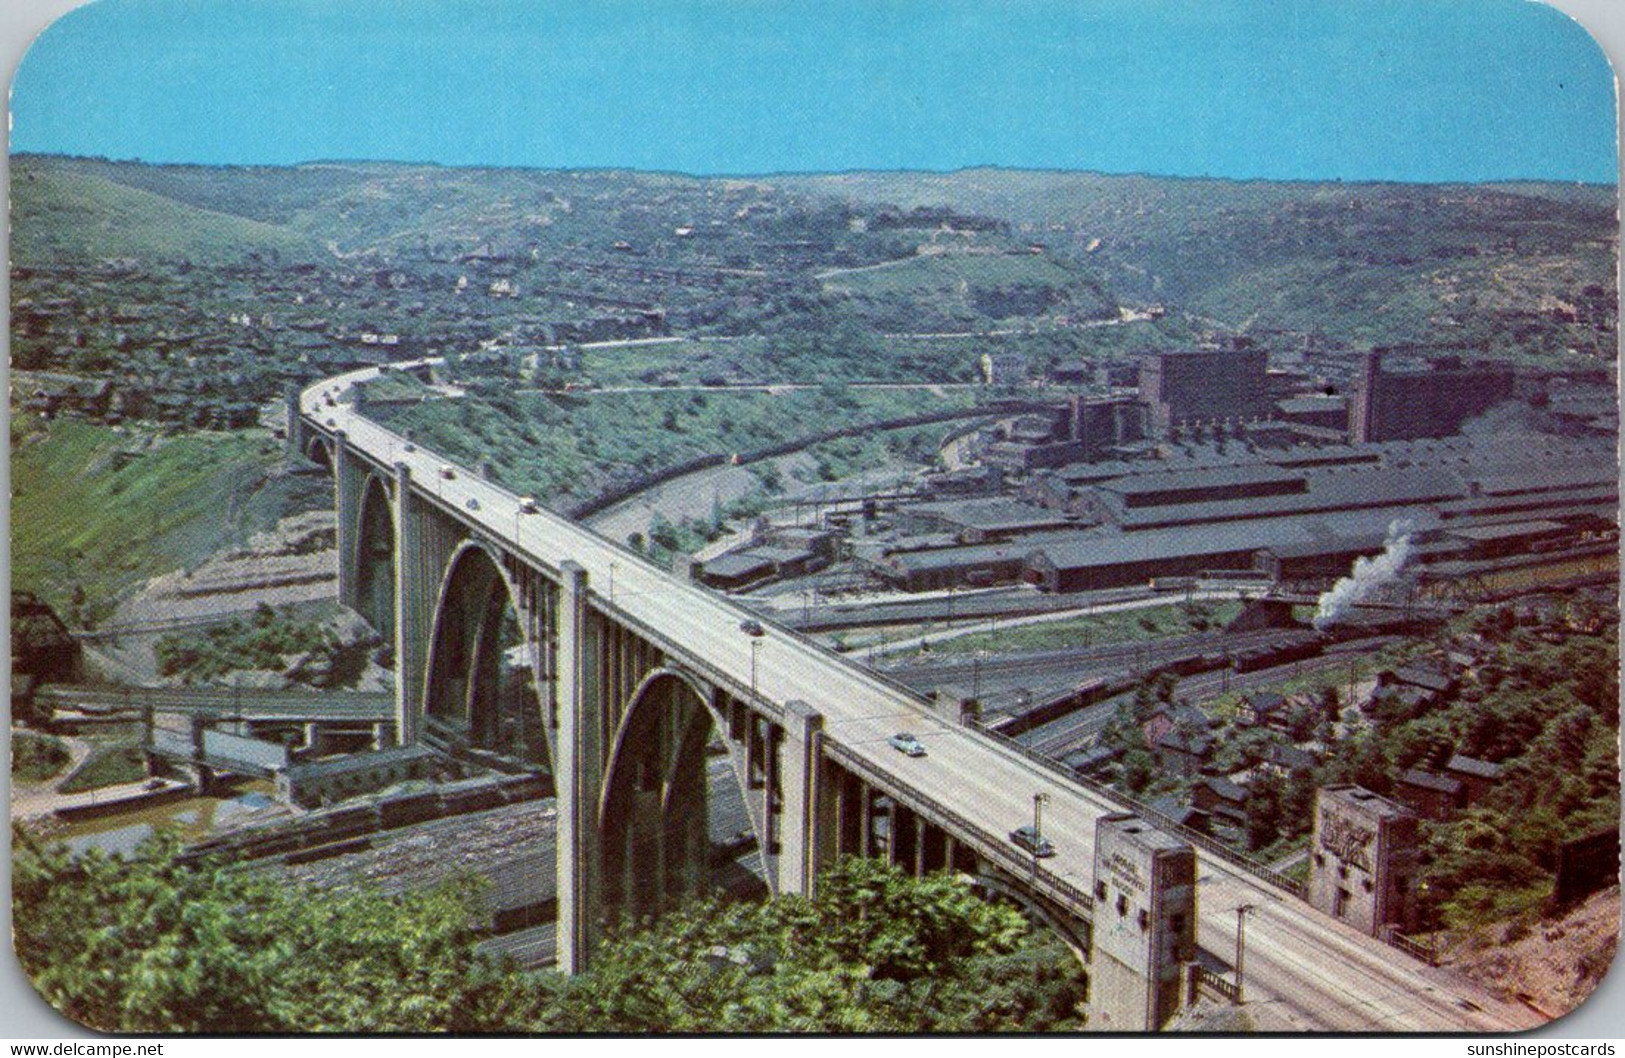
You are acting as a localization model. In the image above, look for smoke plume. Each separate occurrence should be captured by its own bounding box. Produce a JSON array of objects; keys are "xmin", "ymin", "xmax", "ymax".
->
[{"xmin": 1312, "ymin": 519, "xmax": 1416, "ymax": 630}]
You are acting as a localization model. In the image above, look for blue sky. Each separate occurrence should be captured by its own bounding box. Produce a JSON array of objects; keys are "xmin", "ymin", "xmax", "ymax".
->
[{"xmin": 10, "ymin": 0, "xmax": 1619, "ymax": 182}]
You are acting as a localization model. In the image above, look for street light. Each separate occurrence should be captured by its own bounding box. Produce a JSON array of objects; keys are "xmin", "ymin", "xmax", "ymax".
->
[
  {"xmin": 1235, "ymin": 904, "xmax": 1255, "ymax": 1001},
  {"xmin": 1031, "ymin": 792, "xmax": 1050, "ymax": 879}
]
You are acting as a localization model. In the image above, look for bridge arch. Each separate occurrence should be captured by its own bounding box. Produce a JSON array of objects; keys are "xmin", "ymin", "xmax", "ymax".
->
[
  {"xmin": 354, "ymin": 474, "xmax": 396, "ymax": 643},
  {"xmin": 970, "ymin": 872, "xmax": 1091, "ymax": 962},
  {"xmin": 422, "ymin": 540, "xmax": 551, "ymax": 770},
  {"xmin": 599, "ymin": 667, "xmax": 762, "ymax": 920},
  {"xmin": 304, "ymin": 434, "xmax": 334, "ymax": 473}
]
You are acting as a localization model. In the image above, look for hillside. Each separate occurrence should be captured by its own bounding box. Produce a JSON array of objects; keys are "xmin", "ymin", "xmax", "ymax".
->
[
  {"xmin": 820, "ymin": 245, "xmax": 1117, "ymax": 326},
  {"xmin": 13, "ymin": 155, "xmax": 1614, "ymax": 362},
  {"xmin": 9, "ymin": 416, "xmax": 330, "ymax": 624},
  {"xmin": 1447, "ymin": 885, "xmax": 1619, "ymax": 1021},
  {"xmin": 781, "ymin": 169, "xmax": 1618, "ymax": 357},
  {"xmin": 10, "ymin": 162, "xmax": 322, "ymax": 266}
]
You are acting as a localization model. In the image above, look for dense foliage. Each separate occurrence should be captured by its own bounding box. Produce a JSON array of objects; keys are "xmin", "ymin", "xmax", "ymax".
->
[
  {"xmin": 155, "ymin": 604, "xmax": 363, "ymax": 688},
  {"xmin": 374, "ymin": 384, "xmax": 969, "ymax": 508},
  {"xmin": 12, "ymin": 731, "xmax": 72, "ymax": 783},
  {"xmin": 541, "ymin": 858, "xmax": 1086, "ymax": 1032},
  {"xmin": 1089, "ymin": 593, "xmax": 1620, "ymax": 924},
  {"xmin": 1405, "ymin": 614, "xmax": 1620, "ymax": 932},
  {"xmin": 13, "ymin": 836, "xmax": 1084, "ymax": 1034}
]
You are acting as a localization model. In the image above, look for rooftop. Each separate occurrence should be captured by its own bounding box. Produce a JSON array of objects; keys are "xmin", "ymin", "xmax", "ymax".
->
[
  {"xmin": 1397, "ymin": 768, "xmax": 1464, "ymax": 796},
  {"xmin": 1445, "ymin": 754, "xmax": 1506, "ymax": 781}
]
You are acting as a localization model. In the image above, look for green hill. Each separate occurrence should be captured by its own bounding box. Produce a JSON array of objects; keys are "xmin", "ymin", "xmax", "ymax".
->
[
  {"xmin": 9, "ymin": 417, "xmax": 329, "ymax": 623},
  {"xmin": 10, "ymin": 164, "xmax": 322, "ymax": 266},
  {"xmin": 781, "ymin": 169, "xmax": 1617, "ymax": 355},
  {"xmin": 11, "ymin": 155, "xmax": 1613, "ymax": 362}
]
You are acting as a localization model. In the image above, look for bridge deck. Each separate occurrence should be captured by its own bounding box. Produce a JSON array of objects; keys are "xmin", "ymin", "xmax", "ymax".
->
[{"xmin": 304, "ymin": 365, "xmax": 1539, "ymax": 1032}]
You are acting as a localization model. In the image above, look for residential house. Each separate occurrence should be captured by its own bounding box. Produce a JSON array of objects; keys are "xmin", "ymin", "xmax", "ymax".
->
[
  {"xmin": 1192, "ymin": 776, "xmax": 1249, "ymax": 828},
  {"xmin": 1394, "ymin": 767, "xmax": 1463, "ymax": 822},
  {"xmin": 1444, "ymin": 754, "xmax": 1505, "ymax": 806}
]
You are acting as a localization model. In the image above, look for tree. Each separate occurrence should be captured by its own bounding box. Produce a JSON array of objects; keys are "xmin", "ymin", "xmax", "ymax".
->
[
  {"xmin": 541, "ymin": 857, "xmax": 1085, "ymax": 1032},
  {"xmin": 13, "ymin": 828, "xmax": 508, "ymax": 1033},
  {"xmin": 1246, "ymin": 770, "xmax": 1286, "ymax": 851},
  {"xmin": 1120, "ymin": 750, "xmax": 1154, "ymax": 795},
  {"xmin": 14, "ymin": 836, "xmax": 1084, "ymax": 1034}
]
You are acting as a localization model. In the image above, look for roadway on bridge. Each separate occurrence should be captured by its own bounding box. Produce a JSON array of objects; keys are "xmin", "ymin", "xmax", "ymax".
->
[{"xmin": 306, "ymin": 367, "xmax": 1539, "ymax": 1032}]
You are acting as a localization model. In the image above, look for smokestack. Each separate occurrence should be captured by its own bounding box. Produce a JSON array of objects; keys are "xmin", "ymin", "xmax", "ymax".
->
[{"xmin": 1313, "ymin": 519, "xmax": 1416, "ymax": 630}]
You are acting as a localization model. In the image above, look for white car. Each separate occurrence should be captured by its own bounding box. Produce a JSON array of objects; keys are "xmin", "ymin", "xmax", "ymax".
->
[{"xmin": 888, "ymin": 732, "xmax": 926, "ymax": 758}]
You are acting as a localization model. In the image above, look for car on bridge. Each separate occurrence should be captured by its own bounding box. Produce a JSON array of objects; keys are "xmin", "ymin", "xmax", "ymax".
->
[
  {"xmin": 1009, "ymin": 824, "xmax": 1056, "ymax": 858},
  {"xmin": 888, "ymin": 732, "xmax": 926, "ymax": 757}
]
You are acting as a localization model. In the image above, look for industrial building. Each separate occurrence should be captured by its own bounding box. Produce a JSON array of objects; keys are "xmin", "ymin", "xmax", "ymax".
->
[
  {"xmin": 1139, "ymin": 344, "xmax": 1271, "ymax": 433},
  {"xmin": 859, "ymin": 430, "xmax": 1616, "ymax": 595},
  {"xmin": 1349, "ymin": 350, "xmax": 1516, "ymax": 442}
]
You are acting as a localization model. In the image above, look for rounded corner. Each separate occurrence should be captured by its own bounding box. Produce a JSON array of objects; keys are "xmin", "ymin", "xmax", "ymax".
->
[
  {"xmin": 8, "ymin": 0, "xmax": 104, "ymax": 104},
  {"xmin": 4, "ymin": 923, "xmax": 118, "ymax": 1035}
]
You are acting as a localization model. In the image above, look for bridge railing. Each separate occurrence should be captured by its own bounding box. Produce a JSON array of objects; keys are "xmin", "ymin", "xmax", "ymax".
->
[
  {"xmin": 1189, "ymin": 963, "xmax": 1242, "ymax": 1005},
  {"xmin": 824, "ymin": 742, "xmax": 1095, "ymax": 916},
  {"xmin": 968, "ymin": 719, "xmax": 1308, "ymax": 901},
  {"xmin": 1385, "ymin": 930, "xmax": 1437, "ymax": 967},
  {"xmin": 39, "ymin": 682, "xmax": 392, "ymax": 719}
]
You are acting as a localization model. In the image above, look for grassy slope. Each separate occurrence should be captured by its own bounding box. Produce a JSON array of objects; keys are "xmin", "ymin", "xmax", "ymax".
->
[
  {"xmin": 376, "ymin": 387, "xmax": 973, "ymax": 507},
  {"xmin": 10, "ymin": 167, "xmax": 321, "ymax": 266},
  {"xmin": 10, "ymin": 419, "xmax": 328, "ymax": 623}
]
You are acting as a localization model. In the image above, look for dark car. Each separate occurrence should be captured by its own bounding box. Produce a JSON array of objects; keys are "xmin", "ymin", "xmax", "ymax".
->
[{"xmin": 1009, "ymin": 824, "xmax": 1056, "ymax": 858}]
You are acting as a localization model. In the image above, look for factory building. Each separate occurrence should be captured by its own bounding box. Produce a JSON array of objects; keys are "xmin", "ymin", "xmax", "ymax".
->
[
  {"xmin": 855, "ymin": 428, "xmax": 1616, "ymax": 596},
  {"xmin": 1349, "ymin": 351, "xmax": 1516, "ymax": 442},
  {"xmin": 1139, "ymin": 345, "xmax": 1271, "ymax": 434},
  {"xmin": 1069, "ymin": 395, "xmax": 1152, "ymax": 458}
]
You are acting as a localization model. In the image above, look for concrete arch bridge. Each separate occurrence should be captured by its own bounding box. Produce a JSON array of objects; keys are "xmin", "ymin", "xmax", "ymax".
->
[{"xmin": 288, "ymin": 365, "xmax": 1536, "ymax": 1032}]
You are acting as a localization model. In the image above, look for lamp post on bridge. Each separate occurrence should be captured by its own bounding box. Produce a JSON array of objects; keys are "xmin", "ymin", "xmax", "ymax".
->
[
  {"xmin": 1031, "ymin": 791, "xmax": 1049, "ymax": 880},
  {"xmin": 1235, "ymin": 903, "xmax": 1255, "ymax": 1002}
]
